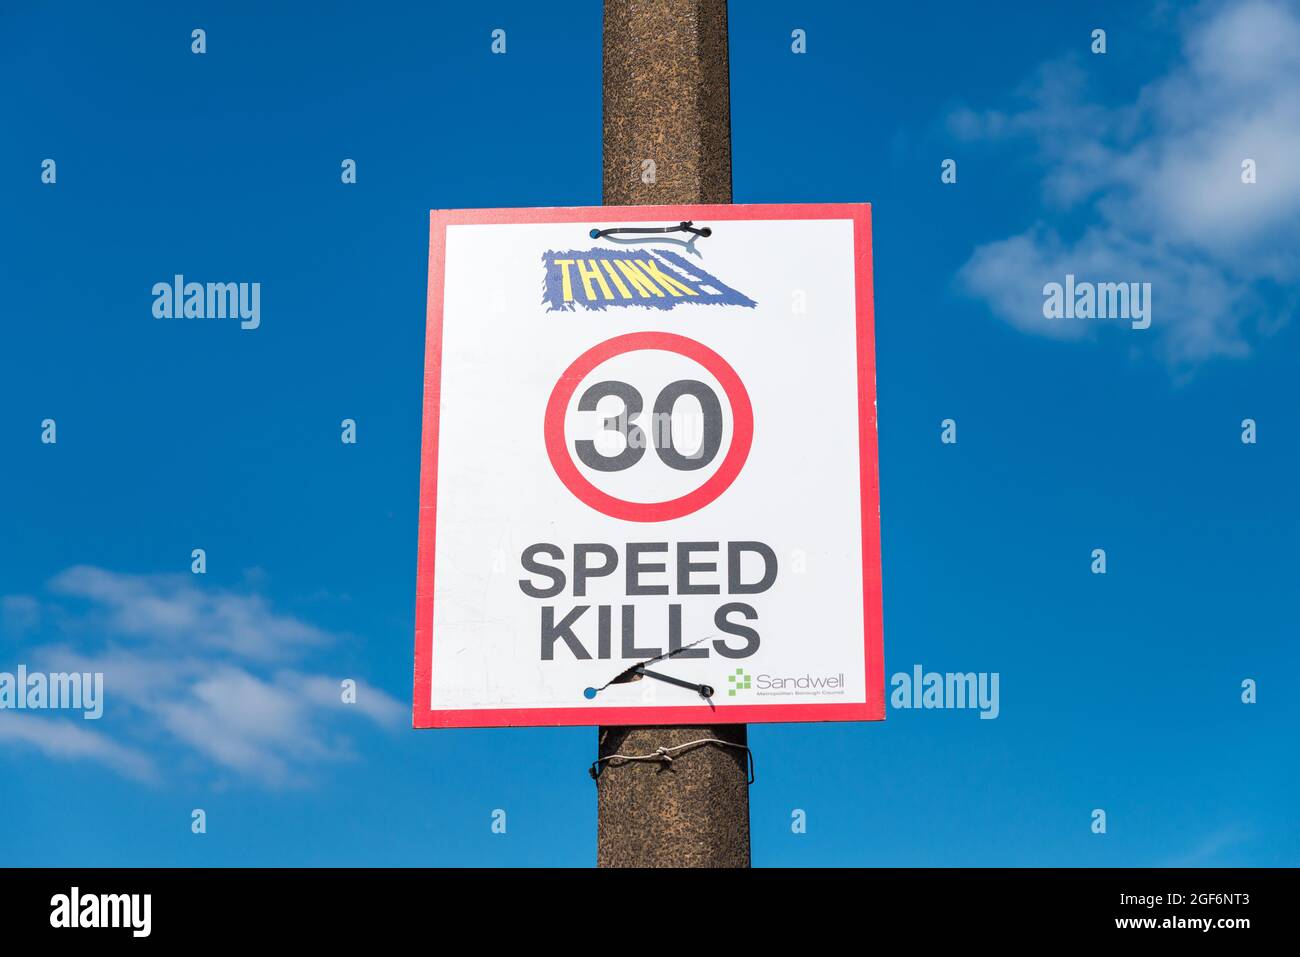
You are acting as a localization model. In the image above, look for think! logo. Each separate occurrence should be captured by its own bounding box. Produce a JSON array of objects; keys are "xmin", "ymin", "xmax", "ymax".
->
[
  {"xmin": 727, "ymin": 668, "xmax": 751, "ymax": 697},
  {"xmin": 542, "ymin": 249, "xmax": 757, "ymax": 312}
]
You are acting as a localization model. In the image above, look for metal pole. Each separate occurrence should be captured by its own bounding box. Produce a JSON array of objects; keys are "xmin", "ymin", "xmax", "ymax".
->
[{"xmin": 596, "ymin": 0, "xmax": 750, "ymax": 868}]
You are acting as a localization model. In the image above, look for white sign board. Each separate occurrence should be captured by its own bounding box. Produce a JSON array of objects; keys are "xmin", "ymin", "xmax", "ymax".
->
[{"xmin": 413, "ymin": 203, "xmax": 883, "ymax": 727}]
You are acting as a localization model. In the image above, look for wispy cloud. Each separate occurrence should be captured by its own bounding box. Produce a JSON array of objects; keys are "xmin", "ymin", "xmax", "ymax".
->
[
  {"xmin": 1163, "ymin": 824, "xmax": 1253, "ymax": 866},
  {"xmin": 951, "ymin": 0, "xmax": 1300, "ymax": 367},
  {"xmin": 2, "ymin": 568, "xmax": 403, "ymax": 787},
  {"xmin": 0, "ymin": 595, "xmax": 40, "ymax": 636},
  {"xmin": 48, "ymin": 565, "xmax": 329, "ymax": 662},
  {"xmin": 0, "ymin": 714, "xmax": 156, "ymax": 782}
]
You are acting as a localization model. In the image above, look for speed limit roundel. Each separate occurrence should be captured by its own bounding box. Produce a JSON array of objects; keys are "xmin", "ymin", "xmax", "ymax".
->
[{"xmin": 543, "ymin": 331, "xmax": 753, "ymax": 522}]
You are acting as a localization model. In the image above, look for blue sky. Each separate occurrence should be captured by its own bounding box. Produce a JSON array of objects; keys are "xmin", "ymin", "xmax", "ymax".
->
[{"xmin": 2, "ymin": 0, "xmax": 1297, "ymax": 866}]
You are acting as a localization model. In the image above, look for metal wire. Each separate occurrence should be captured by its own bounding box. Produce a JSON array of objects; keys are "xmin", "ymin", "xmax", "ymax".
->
[{"xmin": 590, "ymin": 737, "xmax": 755, "ymax": 785}]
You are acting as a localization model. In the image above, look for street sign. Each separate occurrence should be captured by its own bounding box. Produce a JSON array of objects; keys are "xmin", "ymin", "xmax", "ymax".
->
[{"xmin": 413, "ymin": 203, "xmax": 883, "ymax": 728}]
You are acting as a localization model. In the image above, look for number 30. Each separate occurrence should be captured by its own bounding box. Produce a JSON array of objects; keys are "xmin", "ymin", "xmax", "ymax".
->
[{"xmin": 574, "ymin": 379, "xmax": 723, "ymax": 472}]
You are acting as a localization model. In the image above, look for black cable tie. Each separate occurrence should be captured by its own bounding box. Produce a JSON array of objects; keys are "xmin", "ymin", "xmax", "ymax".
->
[
  {"xmin": 588, "ymin": 220, "xmax": 712, "ymax": 240},
  {"xmin": 586, "ymin": 636, "xmax": 712, "ymax": 697},
  {"xmin": 633, "ymin": 665, "xmax": 714, "ymax": 700}
]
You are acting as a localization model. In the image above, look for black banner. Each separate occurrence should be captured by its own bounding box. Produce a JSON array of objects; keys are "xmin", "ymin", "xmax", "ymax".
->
[{"xmin": 0, "ymin": 867, "xmax": 1287, "ymax": 942}]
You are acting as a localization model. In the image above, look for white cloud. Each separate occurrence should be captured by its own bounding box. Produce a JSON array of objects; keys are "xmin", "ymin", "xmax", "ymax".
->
[
  {"xmin": 49, "ymin": 565, "xmax": 328, "ymax": 662},
  {"xmin": 0, "ymin": 714, "xmax": 155, "ymax": 782},
  {"xmin": 952, "ymin": 0, "xmax": 1300, "ymax": 366},
  {"xmin": 2, "ymin": 569, "xmax": 403, "ymax": 787}
]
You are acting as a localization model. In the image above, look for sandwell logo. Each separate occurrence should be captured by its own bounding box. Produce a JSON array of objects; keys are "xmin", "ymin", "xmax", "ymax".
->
[
  {"xmin": 542, "ymin": 249, "xmax": 757, "ymax": 312},
  {"xmin": 727, "ymin": 668, "xmax": 751, "ymax": 696}
]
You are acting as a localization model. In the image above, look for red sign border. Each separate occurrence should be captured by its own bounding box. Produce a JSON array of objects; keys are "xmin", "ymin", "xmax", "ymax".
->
[{"xmin": 413, "ymin": 203, "xmax": 883, "ymax": 729}]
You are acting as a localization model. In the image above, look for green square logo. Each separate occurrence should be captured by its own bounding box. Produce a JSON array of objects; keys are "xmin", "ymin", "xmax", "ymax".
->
[{"xmin": 727, "ymin": 668, "xmax": 751, "ymax": 696}]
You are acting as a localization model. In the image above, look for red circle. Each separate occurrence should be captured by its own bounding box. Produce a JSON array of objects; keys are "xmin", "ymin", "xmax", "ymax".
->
[{"xmin": 544, "ymin": 332, "xmax": 753, "ymax": 522}]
